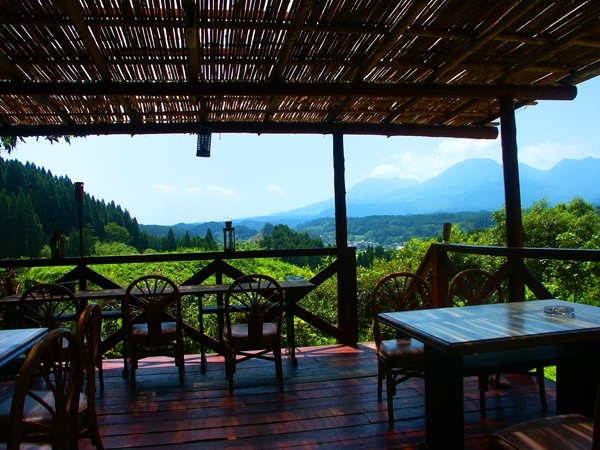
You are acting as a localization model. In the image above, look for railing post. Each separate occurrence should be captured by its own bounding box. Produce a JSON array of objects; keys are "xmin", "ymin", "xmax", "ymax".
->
[
  {"xmin": 78, "ymin": 263, "xmax": 87, "ymax": 291},
  {"xmin": 337, "ymin": 247, "xmax": 358, "ymax": 345}
]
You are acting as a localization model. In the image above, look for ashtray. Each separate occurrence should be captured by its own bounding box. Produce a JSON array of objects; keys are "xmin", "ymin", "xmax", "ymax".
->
[
  {"xmin": 544, "ymin": 305, "xmax": 575, "ymax": 318},
  {"xmin": 285, "ymin": 275, "xmax": 305, "ymax": 282}
]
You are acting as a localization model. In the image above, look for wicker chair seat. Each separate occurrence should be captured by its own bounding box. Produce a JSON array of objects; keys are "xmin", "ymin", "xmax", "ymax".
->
[
  {"xmin": 489, "ymin": 414, "xmax": 593, "ymax": 449},
  {"xmin": 132, "ymin": 322, "xmax": 178, "ymax": 336}
]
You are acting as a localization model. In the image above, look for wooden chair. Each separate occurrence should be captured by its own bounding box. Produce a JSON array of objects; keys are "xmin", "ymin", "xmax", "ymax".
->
[
  {"xmin": 223, "ymin": 274, "xmax": 285, "ymax": 393},
  {"xmin": 372, "ymin": 272, "xmax": 432, "ymax": 426},
  {"xmin": 18, "ymin": 283, "xmax": 81, "ymax": 331},
  {"xmin": 75, "ymin": 302, "xmax": 104, "ymax": 449},
  {"xmin": 123, "ymin": 275, "xmax": 185, "ymax": 387},
  {"xmin": 449, "ymin": 268, "xmax": 547, "ymax": 418},
  {"xmin": 489, "ymin": 384, "xmax": 600, "ymax": 449},
  {"xmin": 18, "ymin": 283, "xmax": 105, "ymax": 389},
  {"xmin": 0, "ymin": 328, "xmax": 83, "ymax": 450}
]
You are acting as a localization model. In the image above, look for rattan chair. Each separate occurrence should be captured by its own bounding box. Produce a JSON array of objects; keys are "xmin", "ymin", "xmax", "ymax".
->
[
  {"xmin": 372, "ymin": 272, "xmax": 432, "ymax": 426},
  {"xmin": 123, "ymin": 275, "xmax": 185, "ymax": 387},
  {"xmin": 0, "ymin": 328, "xmax": 82, "ymax": 450},
  {"xmin": 223, "ymin": 274, "xmax": 285, "ymax": 393},
  {"xmin": 75, "ymin": 302, "xmax": 104, "ymax": 449},
  {"xmin": 449, "ymin": 268, "xmax": 547, "ymax": 418},
  {"xmin": 18, "ymin": 283, "xmax": 81, "ymax": 331},
  {"xmin": 489, "ymin": 384, "xmax": 599, "ymax": 449}
]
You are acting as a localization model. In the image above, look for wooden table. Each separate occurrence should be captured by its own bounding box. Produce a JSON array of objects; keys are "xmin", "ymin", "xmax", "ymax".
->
[
  {"xmin": 0, "ymin": 328, "xmax": 48, "ymax": 368},
  {"xmin": 0, "ymin": 281, "xmax": 315, "ymax": 373},
  {"xmin": 379, "ymin": 299, "xmax": 600, "ymax": 450}
]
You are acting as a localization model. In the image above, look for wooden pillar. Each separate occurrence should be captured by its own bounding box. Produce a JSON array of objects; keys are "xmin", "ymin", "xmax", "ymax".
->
[
  {"xmin": 500, "ymin": 94, "xmax": 525, "ymax": 302},
  {"xmin": 333, "ymin": 133, "xmax": 348, "ymax": 249},
  {"xmin": 333, "ymin": 133, "xmax": 358, "ymax": 345}
]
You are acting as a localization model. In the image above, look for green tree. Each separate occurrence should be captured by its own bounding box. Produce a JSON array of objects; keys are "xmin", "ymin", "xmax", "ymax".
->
[
  {"xmin": 104, "ymin": 222, "xmax": 131, "ymax": 243},
  {"xmin": 204, "ymin": 228, "xmax": 218, "ymax": 251},
  {"xmin": 161, "ymin": 228, "xmax": 177, "ymax": 252},
  {"xmin": 180, "ymin": 231, "xmax": 192, "ymax": 249}
]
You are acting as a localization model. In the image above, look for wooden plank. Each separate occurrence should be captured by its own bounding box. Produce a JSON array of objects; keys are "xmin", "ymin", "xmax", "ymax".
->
[{"xmin": 71, "ymin": 344, "xmax": 556, "ymax": 450}]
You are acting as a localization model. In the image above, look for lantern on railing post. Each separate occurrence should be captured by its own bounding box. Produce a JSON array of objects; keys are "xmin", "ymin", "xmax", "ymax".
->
[
  {"xmin": 50, "ymin": 230, "xmax": 64, "ymax": 259},
  {"xmin": 223, "ymin": 219, "xmax": 235, "ymax": 252},
  {"xmin": 442, "ymin": 222, "xmax": 452, "ymax": 243}
]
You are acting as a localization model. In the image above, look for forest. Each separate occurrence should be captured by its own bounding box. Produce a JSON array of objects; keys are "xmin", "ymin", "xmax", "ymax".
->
[{"xmin": 0, "ymin": 158, "xmax": 218, "ymax": 259}]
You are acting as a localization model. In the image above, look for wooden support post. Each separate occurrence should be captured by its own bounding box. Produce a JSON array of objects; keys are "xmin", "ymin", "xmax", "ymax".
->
[
  {"xmin": 500, "ymin": 94, "xmax": 525, "ymax": 302},
  {"xmin": 333, "ymin": 133, "xmax": 348, "ymax": 250},
  {"xmin": 333, "ymin": 133, "xmax": 358, "ymax": 345}
]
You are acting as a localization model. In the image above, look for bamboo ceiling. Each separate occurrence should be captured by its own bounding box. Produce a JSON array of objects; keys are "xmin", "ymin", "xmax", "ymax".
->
[{"xmin": 0, "ymin": 0, "xmax": 599, "ymax": 139}]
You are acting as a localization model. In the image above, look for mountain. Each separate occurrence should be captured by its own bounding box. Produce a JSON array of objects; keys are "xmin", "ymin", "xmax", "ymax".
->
[{"xmin": 238, "ymin": 157, "xmax": 600, "ymax": 228}]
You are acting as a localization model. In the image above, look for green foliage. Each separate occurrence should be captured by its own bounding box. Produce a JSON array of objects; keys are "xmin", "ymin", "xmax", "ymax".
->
[
  {"xmin": 356, "ymin": 245, "xmax": 395, "ymax": 268},
  {"xmin": 104, "ymin": 222, "xmax": 131, "ymax": 243},
  {"xmin": 300, "ymin": 211, "xmax": 493, "ymax": 247},
  {"xmin": 1, "ymin": 136, "xmax": 71, "ymax": 154},
  {"xmin": 259, "ymin": 224, "xmax": 324, "ymax": 269}
]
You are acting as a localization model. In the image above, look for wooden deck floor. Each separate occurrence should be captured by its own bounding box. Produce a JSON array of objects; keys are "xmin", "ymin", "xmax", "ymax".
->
[{"xmin": 3, "ymin": 343, "xmax": 557, "ymax": 449}]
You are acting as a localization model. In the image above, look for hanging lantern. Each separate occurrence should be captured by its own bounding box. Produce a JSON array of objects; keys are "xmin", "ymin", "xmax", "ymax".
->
[
  {"xmin": 223, "ymin": 219, "xmax": 235, "ymax": 252},
  {"xmin": 50, "ymin": 230, "xmax": 64, "ymax": 259},
  {"xmin": 196, "ymin": 126, "xmax": 212, "ymax": 157}
]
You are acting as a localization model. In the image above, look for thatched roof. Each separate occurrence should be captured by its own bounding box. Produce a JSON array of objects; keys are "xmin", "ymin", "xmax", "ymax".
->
[{"xmin": 0, "ymin": 0, "xmax": 599, "ymax": 139}]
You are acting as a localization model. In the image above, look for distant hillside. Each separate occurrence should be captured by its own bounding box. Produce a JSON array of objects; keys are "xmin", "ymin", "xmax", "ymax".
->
[
  {"xmin": 298, "ymin": 211, "xmax": 494, "ymax": 247},
  {"xmin": 239, "ymin": 157, "xmax": 600, "ymax": 226},
  {"xmin": 140, "ymin": 157, "xmax": 600, "ymax": 248},
  {"xmin": 140, "ymin": 221, "xmax": 258, "ymax": 243}
]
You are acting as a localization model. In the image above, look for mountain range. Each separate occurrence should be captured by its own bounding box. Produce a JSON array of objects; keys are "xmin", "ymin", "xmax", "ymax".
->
[{"xmin": 237, "ymin": 157, "xmax": 600, "ymax": 229}]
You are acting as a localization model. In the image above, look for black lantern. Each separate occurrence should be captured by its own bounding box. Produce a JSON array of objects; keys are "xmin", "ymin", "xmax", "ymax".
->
[
  {"xmin": 223, "ymin": 219, "xmax": 235, "ymax": 252},
  {"xmin": 50, "ymin": 230, "xmax": 64, "ymax": 259},
  {"xmin": 74, "ymin": 182, "xmax": 84, "ymax": 258},
  {"xmin": 196, "ymin": 126, "xmax": 212, "ymax": 157}
]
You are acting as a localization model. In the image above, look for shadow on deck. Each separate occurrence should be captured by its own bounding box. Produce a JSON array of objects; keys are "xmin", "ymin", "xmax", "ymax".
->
[{"xmin": 82, "ymin": 344, "xmax": 555, "ymax": 449}]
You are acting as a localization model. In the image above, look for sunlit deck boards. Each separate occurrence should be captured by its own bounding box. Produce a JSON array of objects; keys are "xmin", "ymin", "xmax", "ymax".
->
[{"xmin": 65, "ymin": 345, "xmax": 557, "ymax": 449}]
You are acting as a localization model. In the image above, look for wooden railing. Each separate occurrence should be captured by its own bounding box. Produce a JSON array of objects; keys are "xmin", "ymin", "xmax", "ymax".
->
[
  {"xmin": 0, "ymin": 248, "xmax": 358, "ymax": 352},
  {"xmin": 415, "ymin": 243, "xmax": 600, "ymax": 307}
]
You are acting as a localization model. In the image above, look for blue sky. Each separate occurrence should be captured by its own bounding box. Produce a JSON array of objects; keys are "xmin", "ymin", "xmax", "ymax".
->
[{"xmin": 7, "ymin": 76, "xmax": 600, "ymax": 226}]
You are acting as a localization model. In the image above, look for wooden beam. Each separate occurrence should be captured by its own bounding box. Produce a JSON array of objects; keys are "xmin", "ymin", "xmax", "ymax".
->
[
  {"xmin": 57, "ymin": 0, "xmax": 141, "ymax": 123},
  {"xmin": 499, "ymin": 15, "xmax": 600, "ymax": 83},
  {"xmin": 263, "ymin": 0, "xmax": 315, "ymax": 121},
  {"xmin": 326, "ymin": 0, "xmax": 430, "ymax": 122},
  {"xmin": 0, "ymin": 81, "xmax": 577, "ymax": 100},
  {"xmin": 428, "ymin": 0, "xmax": 541, "ymax": 82},
  {"xmin": 0, "ymin": 120, "xmax": 499, "ymax": 139}
]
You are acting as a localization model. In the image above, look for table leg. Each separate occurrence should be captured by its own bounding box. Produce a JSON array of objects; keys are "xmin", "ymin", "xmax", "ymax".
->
[
  {"xmin": 198, "ymin": 294, "xmax": 206, "ymax": 374},
  {"xmin": 284, "ymin": 291, "xmax": 297, "ymax": 367},
  {"xmin": 424, "ymin": 344, "xmax": 464, "ymax": 450},
  {"xmin": 556, "ymin": 342, "xmax": 600, "ymax": 417},
  {"xmin": 122, "ymin": 328, "xmax": 129, "ymax": 378}
]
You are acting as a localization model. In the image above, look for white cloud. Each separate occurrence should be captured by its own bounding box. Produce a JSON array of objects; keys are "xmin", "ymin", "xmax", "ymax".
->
[
  {"xmin": 207, "ymin": 185, "xmax": 239, "ymax": 196},
  {"xmin": 365, "ymin": 164, "xmax": 402, "ymax": 179},
  {"xmin": 519, "ymin": 140, "xmax": 597, "ymax": 170},
  {"xmin": 266, "ymin": 184, "xmax": 285, "ymax": 195},
  {"xmin": 369, "ymin": 139, "xmax": 500, "ymax": 182},
  {"xmin": 153, "ymin": 184, "xmax": 177, "ymax": 195}
]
